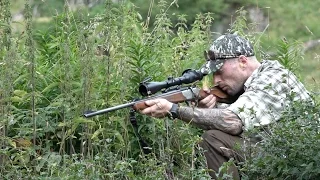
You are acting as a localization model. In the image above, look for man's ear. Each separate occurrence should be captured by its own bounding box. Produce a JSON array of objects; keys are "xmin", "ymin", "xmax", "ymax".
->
[{"xmin": 238, "ymin": 55, "xmax": 247, "ymax": 69}]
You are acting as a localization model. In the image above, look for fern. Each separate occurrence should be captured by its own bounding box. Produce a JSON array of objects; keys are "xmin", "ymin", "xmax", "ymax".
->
[{"xmin": 276, "ymin": 37, "xmax": 304, "ymax": 73}]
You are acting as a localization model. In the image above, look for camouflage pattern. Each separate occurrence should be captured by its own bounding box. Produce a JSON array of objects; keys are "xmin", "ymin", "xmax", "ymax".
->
[
  {"xmin": 200, "ymin": 58, "xmax": 225, "ymax": 75},
  {"xmin": 200, "ymin": 34, "xmax": 254, "ymax": 75},
  {"xmin": 209, "ymin": 34, "xmax": 254, "ymax": 58}
]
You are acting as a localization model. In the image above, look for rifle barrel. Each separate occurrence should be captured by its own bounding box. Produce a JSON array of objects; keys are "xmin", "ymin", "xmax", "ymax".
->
[
  {"xmin": 83, "ymin": 101, "xmax": 136, "ymax": 118},
  {"xmin": 83, "ymin": 86, "xmax": 231, "ymax": 118}
]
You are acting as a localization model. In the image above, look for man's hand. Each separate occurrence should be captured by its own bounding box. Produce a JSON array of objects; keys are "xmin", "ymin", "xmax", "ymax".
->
[
  {"xmin": 197, "ymin": 88, "xmax": 217, "ymax": 108},
  {"xmin": 140, "ymin": 99, "xmax": 173, "ymax": 118}
]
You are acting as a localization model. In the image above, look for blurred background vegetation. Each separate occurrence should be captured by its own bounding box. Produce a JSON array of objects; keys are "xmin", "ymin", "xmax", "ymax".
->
[
  {"xmin": 11, "ymin": 0, "xmax": 320, "ymax": 91},
  {"xmin": 1, "ymin": 0, "xmax": 320, "ymax": 179}
]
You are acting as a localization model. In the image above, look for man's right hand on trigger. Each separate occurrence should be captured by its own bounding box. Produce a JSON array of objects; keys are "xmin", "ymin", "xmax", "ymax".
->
[{"xmin": 198, "ymin": 88, "xmax": 217, "ymax": 108}]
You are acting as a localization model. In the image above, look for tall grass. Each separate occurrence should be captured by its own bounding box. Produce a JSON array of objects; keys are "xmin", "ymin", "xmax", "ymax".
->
[
  {"xmin": 0, "ymin": 0, "xmax": 214, "ymax": 179},
  {"xmin": 0, "ymin": 0, "xmax": 319, "ymax": 179}
]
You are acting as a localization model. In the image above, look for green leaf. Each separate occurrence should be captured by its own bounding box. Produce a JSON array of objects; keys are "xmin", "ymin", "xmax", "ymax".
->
[
  {"xmin": 42, "ymin": 82, "xmax": 60, "ymax": 93},
  {"xmin": 73, "ymin": 117, "xmax": 96, "ymax": 125},
  {"xmin": 91, "ymin": 128, "xmax": 106, "ymax": 140},
  {"xmin": 13, "ymin": 90, "xmax": 28, "ymax": 97},
  {"xmin": 11, "ymin": 96, "xmax": 23, "ymax": 103},
  {"xmin": 58, "ymin": 122, "xmax": 69, "ymax": 127},
  {"xmin": 13, "ymin": 73, "xmax": 30, "ymax": 85},
  {"xmin": 8, "ymin": 139, "xmax": 16, "ymax": 148},
  {"xmin": 47, "ymin": 42, "xmax": 61, "ymax": 49}
]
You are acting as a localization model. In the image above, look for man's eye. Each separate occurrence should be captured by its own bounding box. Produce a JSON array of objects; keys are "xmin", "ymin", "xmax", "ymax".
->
[{"xmin": 215, "ymin": 70, "xmax": 222, "ymax": 75}]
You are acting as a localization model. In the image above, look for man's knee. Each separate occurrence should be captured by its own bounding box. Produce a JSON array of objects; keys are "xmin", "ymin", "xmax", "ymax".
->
[
  {"xmin": 201, "ymin": 129, "xmax": 225, "ymax": 142},
  {"xmin": 200, "ymin": 130, "xmax": 243, "ymax": 159},
  {"xmin": 200, "ymin": 130, "xmax": 227, "ymax": 153}
]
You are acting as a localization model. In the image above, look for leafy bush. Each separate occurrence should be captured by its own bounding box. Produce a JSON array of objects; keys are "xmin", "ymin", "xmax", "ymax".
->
[
  {"xmin": 0, "ymin": 0, "xmax": 214, "ymax": 178},
  {"xmin": 1, "ymin": 0, "xmax": 319, "ymax": 179},
  {"xmin": 242, "ymin": 100, "xmax": 320, "ymax": 180}
]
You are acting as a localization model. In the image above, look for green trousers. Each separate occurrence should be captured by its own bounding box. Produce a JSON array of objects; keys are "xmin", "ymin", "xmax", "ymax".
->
[{"xmin": 200, "ymin": 130, "xmax": 245, "ymax": 180}]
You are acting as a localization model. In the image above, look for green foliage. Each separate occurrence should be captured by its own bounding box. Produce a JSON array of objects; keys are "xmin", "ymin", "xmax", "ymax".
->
[
  {"xmin": 242, "ymin": 100, "xmax": 320, "ymax": 179},
  {"xmin": 1, "ymin": 0, "xmax": 215, "ymax": 178},
  {"xmin": 247, "ymin": 0, "xmax": 320, "ymax": 43},
  {"xmin": 32, "ymin": 0, "xmax": 66, "ymax": 17},
  {"xmin": 132, "ymin": 0, "xmax": 229, "ymax": 27},
  {"xmin": 1, "ymin": 0, "xmax": 319, "ymax": 179},
  {"xmin": 276, "ymin": 37, "xmax": 304, "ymax": 73}
]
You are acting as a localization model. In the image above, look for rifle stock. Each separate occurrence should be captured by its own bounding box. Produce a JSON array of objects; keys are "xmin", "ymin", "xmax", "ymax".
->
[{"xmin": 83, "ymin": 86, "xmax": 234, "ymax": 118}]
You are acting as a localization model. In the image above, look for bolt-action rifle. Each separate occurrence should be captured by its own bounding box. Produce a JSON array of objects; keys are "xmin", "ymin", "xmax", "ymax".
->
[{"xmin": 83, "ymin": 68, "xmax": 238, "ymax": 118}]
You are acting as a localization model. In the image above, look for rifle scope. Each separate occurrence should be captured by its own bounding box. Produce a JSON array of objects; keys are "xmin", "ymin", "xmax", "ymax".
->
[{"xmin": 139, "ymin": 69, "xmax": 205, "ymax": 96}]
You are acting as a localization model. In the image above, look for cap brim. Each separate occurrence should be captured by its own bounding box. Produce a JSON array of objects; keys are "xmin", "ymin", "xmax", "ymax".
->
[{"xmin": 199, "ymin": 59, "xmax": 225, "ymax": 75}]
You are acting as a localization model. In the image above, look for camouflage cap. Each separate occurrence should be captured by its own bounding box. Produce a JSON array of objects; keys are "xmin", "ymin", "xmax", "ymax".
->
[{"xmin": 200, "ymin": 34, "xmax": 254, "ymax": 75}]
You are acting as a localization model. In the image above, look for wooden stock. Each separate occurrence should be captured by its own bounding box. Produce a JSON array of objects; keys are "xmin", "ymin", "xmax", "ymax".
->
[
  {"xmin": 133, "ymin": 91, "xmax": 191, "ymax": 111},
  {"xmin": 204, "ymin": 86, "xmax": 238, "ymax": 104},
  {"xmin": 83, "ymin": 86, "xmax": 240, "ymax": 118},
  {"xmin": 133, "ymin": 86, "xmax": 236, "ymax": 111}
]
